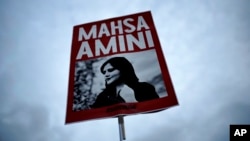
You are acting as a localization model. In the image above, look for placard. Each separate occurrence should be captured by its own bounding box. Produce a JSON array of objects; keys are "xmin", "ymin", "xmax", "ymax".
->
[{"xmin": 65, "ymin": 11, "xmax": 178, "ymax": 123}]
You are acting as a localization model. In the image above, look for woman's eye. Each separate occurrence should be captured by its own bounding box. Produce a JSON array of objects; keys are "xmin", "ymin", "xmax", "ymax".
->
[{"xmin": 107, "ymin": 68, "xmax": 115, "ymax": 72}]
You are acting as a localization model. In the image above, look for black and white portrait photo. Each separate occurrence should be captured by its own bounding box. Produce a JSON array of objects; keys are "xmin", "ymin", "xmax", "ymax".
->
[{"xmin": 73, "ymin": 50, "xmax": 168, "ymax": 111}]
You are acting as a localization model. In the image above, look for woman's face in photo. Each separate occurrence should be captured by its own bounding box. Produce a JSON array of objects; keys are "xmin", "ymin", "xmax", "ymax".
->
[{"xmin": 102, "ymin": 63, "xmax": 121, "ymax": 85}]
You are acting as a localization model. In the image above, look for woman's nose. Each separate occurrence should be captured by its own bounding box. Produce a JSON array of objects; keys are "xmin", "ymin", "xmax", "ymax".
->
[{"xmin": 104, "ymin": 72, "xmax": 110, "ymax": 77}]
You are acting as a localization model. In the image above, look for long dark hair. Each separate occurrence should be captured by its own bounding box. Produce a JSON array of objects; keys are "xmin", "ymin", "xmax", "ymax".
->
[{"xmin": 100, "ymin": 57, "xmax": 139, "ymax": 88}]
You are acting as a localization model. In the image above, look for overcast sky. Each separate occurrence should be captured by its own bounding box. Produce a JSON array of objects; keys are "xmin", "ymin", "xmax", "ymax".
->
[{"xmin": 0, "ymin": 0, "xmax": 250, "ymax": 141}]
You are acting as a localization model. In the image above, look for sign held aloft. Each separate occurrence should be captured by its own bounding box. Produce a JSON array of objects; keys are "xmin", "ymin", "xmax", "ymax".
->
[{"xmin": 65, "ymin": 11, "xmax": 178, "ymax": 124}]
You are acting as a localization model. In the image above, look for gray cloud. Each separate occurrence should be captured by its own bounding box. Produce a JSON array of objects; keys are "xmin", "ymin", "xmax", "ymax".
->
[{"xmin": 0, "ymin": 102, "xmax": 49, "ymax": 141}]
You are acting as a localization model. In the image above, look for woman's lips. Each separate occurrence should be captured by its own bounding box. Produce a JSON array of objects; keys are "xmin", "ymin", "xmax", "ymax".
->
[{"xmin": 105, "ymin": 77, "xmax": 111, "ymax": 81}]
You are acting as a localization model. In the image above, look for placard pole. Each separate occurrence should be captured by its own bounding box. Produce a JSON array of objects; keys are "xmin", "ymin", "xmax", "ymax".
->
[{"xmin": 118, "ymin": 116, "xmax": 126, "ymax": 141}]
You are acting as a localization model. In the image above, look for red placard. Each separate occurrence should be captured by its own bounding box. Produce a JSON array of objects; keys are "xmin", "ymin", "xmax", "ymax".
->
[{"xmin": 65, "ymin": 11, "xmax": 178, "ymax": 124}]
